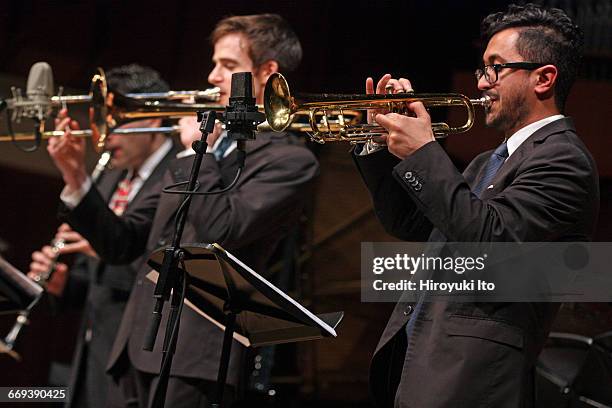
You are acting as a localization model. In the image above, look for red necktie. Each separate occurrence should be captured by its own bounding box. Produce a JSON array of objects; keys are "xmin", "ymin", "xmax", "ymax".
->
[{"xmin": 109, "ymin": 177, "xmax": 133, "ymax": 216}]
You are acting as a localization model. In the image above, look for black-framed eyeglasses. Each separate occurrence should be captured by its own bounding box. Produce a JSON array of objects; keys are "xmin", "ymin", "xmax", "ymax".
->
[{"xmin": 475, "ymin": 62, "xmax": 546, "ymax": 84}]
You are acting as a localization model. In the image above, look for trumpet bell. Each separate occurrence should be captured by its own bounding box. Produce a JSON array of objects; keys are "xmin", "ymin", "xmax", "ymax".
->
[{"xmin": 264, "ymin": 73, "xmax": 294, "ymax": 132}]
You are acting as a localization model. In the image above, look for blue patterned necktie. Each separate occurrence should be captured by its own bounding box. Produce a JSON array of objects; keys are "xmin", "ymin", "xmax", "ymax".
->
[
  {"xmin": 213, "ymin": 135, "xmax": 233, "ymax": 161},
  {"xmin": 472, "ymin": 142, "xmax": 509, "ymax": 197}
]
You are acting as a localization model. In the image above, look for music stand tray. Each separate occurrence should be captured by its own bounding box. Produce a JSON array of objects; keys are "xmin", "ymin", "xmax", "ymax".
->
[{"xmin": 146, "ymin": 242, "xmax": 343, "ymax": 407}]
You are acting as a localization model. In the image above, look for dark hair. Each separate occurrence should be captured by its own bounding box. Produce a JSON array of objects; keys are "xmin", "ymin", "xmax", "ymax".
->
[
  {"xmin": 481, "ymin": 3, "xmax": 583, "ymax": 111},
  {"xmin": 106, "ymin": 64, "xmax": 170, "ymax": 95},
  {"xmin": 211, "ymin": 14, "xmax": 302, "ymax": 72}
]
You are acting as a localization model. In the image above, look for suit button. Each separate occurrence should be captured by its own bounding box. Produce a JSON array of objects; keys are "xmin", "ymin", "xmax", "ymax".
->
[
  {"xmin": 414, "ymin": 184, "xmax": 422, "ymax": 191},
  {"xmin": 404, "ymin": 171, "xmax": 413, "ymax": 180},
  {"xmin": 403, "ymin": 305, "xmax": 414, "ymax": 316},
  {"xmin": 157, "ymin": 239, "xmax": 167, "ymax": 247}
]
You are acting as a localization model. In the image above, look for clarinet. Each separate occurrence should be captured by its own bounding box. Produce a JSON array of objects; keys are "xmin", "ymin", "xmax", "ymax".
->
[{"xmin": 0, "ymin": 152, "xmax": 114, "ymax": 360}]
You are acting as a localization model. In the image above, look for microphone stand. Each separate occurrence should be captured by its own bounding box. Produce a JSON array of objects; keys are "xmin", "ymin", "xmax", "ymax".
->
[
  {"xmin": 144, "ymin": 72, "xmax": 265, "ymax": 408},
  {"xmin": 144, "ymin": 110, "xmax": 217, "ymax": 408}
]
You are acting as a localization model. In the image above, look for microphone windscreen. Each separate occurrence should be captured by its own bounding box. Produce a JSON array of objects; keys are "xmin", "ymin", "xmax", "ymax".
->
[
  {"xmin": 26, "ymin": 62, "xmax": 54, "ymax": 98},
  {"xmin": 230, "ymin": 72, "xmax": 253, "ymax": 99}
]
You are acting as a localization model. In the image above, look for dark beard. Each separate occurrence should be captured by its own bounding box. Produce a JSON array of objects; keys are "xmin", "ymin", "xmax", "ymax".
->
[{"xmin": 485, "ymin": 88, "xmax": 529, "ymax": 134}]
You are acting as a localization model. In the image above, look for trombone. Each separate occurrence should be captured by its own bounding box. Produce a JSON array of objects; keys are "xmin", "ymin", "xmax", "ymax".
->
[
  {"xmin": 2, "ymin": 68, "xmax": 366, "ymax": 151},
  {"xmin": 2, "ymin": 67, "xmax": 225, "ymax": 152},
  {"xmin": 69, "ymin": 68, "xmax": 227, "ymax": 153},
  {"xmin": 264, "ymin": 73, "xmax": 492, "ymax": 143},
  {"xmin": 0, "ymin": 126, "xmax": 181, "ymax": 143}
]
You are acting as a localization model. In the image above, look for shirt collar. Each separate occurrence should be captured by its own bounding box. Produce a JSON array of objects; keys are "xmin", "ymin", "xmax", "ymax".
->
[
  {"xmin": 506, "ymin": 114, "xmax": 565, "ymax": 157},
  {"xmin": 131, "ymin": 138, "xmax": 173, "ymax": 181},
  {"xmin": 176, "ymin": 131, "xmax": 237, "ymax": 159}
]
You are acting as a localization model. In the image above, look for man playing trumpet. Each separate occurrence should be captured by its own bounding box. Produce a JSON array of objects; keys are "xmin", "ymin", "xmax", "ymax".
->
[{"xmin": 354, "ymin": 3, "xmax": 599, "ymax": 407}]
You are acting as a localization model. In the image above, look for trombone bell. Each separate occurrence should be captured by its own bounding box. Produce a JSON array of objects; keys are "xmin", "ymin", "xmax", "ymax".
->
[{"xmin": 2, "ymin": 66, "xmax": 223, "ymax": 153}]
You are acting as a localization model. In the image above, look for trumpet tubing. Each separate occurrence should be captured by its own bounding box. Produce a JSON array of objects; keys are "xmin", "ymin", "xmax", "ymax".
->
[{"xmin": 264, "ymin": 73, "xmax": 491, "ymax": 143}]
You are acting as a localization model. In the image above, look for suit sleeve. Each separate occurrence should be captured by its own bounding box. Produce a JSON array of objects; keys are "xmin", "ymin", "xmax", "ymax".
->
[
  {"xmin": 353, "ymin": 148, "xmax": 434, "ymax": 241},
  {"xmin": 56, "ymin": 254, "xmax": 89, "ymax": 308},
  {"xmin": 390, "ymin": 138, "xmax": 598, "ymax": 242},
  {"xmin": 59, "ymin": 180, "xmax": 161, "ymax": 264}
]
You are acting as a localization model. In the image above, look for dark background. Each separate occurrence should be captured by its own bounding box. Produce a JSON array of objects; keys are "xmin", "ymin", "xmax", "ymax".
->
[{"xmin": 0, "ymin": 0, "xmax": 610, "ymax": 406}]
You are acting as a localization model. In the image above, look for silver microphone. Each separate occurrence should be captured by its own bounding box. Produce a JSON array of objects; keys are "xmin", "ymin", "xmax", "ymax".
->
[{"xmin": 6, "ymin": 61, "xmax": 55, "ymax": 123}]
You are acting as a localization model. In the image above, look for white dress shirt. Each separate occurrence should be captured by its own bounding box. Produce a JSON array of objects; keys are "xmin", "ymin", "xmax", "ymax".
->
[{"xmin": 61, "ymin": 138, "xmax": 174, "ymax": 209}]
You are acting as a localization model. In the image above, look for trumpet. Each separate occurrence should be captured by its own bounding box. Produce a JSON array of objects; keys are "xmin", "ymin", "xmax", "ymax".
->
[{"xmin": 264, "ymin": 73, "xmax": 492, "ymax": 143}]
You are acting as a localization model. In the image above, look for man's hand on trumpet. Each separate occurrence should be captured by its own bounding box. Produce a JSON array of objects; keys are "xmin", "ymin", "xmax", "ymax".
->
[
  {"xmin": 47, "ymin": 108, "xmax": 88, "ymax": 194},
  {"xmin": 367, "ymin": 75, "xmax": 435, "ymax": 160}
]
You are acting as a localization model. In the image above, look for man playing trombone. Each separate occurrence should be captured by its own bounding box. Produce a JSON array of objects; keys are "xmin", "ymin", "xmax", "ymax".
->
[
  {"xmin": 353, "ymin": 3, "xmax": 598, "ymax": 407},
  {"xmin": 28, "ymin": 64, "xmax": 179, "ymax": 408},
  {"xmin": 42, "ymin": 14, "xmax": 318, "ymax": 408}
]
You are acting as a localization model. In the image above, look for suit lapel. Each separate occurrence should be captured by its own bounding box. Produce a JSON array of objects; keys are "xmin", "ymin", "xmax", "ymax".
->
[
  {"xmin": 148, "ymin": 135, "xmax": 276, "ymax": 248},
  {"xmin": 96, "ymin": 169, "xmax": 125, "ymax": 203},
  {"xmin": 478, "ymin": 117, "xmax": 575, "ymax": 200},
  {"xmin": 127, "ymin": 144, "xmax": 179, "ymax": 213}
]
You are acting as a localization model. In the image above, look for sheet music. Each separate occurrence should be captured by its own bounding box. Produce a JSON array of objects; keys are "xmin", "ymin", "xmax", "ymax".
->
[{"xmin": 220, "ymin": 247, "xmax": 337, "ymax": 337}]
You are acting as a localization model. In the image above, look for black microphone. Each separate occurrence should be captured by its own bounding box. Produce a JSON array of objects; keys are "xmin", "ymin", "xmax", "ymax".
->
[
  {"xmin": 223, "ymin": 72, "xmax": 265, "ymax": 168},
  {"xmin": 224, "ymin": 72, "xmax": 265, "ymax": 142}
]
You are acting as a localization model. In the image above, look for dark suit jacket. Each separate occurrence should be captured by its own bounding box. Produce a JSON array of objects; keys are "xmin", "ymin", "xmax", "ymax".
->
[
  {"xmin": 354, "ymin": 118, "xmax": 599, "ymax": 408},
  {"xmin": 62, "ymin": 143, "xmax": 178, "ymax": 408},
  {"xmin": 66, "ymin": 132, "xmax": 319, "ymax": 386}
]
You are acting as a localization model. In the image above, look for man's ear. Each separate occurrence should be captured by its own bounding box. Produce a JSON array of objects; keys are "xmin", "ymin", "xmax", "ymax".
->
[
  {"xmin": 534, "ymin": 64, "xmax": 557, "ymax": 99},
  {"xmin": 255, "ymin": 60, "xmax": 279, "ymax": 83}
]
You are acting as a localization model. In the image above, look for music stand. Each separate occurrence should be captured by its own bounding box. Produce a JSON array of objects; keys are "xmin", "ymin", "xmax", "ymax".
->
[
  {"xmin": 0, "ymin": 255, "xmax": 44, "ymax": 360},
  {"xmin": 147, "ymin": 243, "xmax": 343, "ymax": 408}
]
